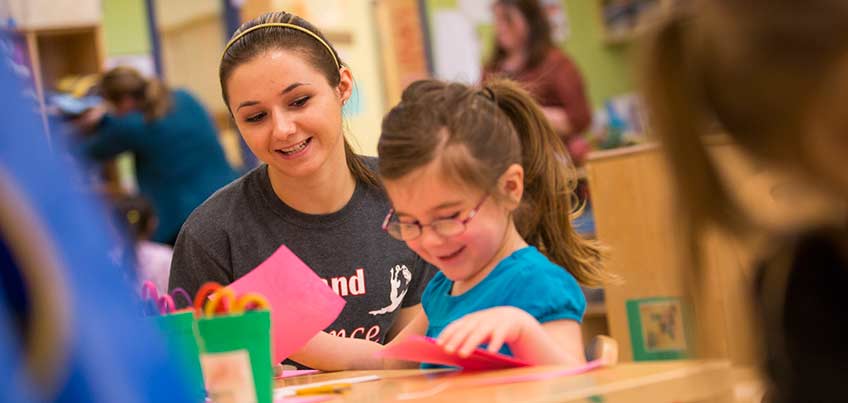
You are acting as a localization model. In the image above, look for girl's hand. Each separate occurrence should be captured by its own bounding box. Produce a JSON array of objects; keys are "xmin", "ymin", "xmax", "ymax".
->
[{"xmin": 436, "ymin": 306, "xmax": 536, "ymax": 358}]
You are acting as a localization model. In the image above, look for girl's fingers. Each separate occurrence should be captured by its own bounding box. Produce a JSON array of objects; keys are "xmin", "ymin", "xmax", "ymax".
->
[
  {"xmin": 457, "ymin": 324, "xmax": 493, "ymax": 357},
  {"xmin": 487, "ymin": 326, "xmax": 507, "ymax": 353},
  {"xmin": 441, "ymin": 320, "xmax": 476, "ymax": 354},
  {"xmin": 436, "ymin": 321, "xmax": 459, "ymax": 346}
]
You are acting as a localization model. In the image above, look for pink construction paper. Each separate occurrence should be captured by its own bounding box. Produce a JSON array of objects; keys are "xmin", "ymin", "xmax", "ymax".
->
[
  {"xmin": 229, "ymin": 244, "xmax": 346, "ymax": 364},
  {"xmin": 275, "ymin": 370, "xmax": 320, "ymax": 379},
  {"xmin": 377, "ymin": 335, "xmax": 531, "ymax": 370}
]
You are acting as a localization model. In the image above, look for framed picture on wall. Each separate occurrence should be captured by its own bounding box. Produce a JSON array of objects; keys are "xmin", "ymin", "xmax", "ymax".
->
[{"xmin": 626, "ymin": 296, "xmax": 692, "ymax": 361}]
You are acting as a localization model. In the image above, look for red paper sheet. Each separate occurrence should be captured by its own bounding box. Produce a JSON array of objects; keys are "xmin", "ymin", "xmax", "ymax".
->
[
  {"xmin": 377, "ymin": 335, "xmax": 531, "ymax": 370},
  {"xmin": 230, "ymin": 245, "xmax": 346, "ymax": 364}
]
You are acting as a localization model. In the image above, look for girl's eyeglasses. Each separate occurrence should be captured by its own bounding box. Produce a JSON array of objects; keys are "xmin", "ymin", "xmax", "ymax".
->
[{"xmin": 381, "ymin": 195, "xmax": 488, "ymax": 241}]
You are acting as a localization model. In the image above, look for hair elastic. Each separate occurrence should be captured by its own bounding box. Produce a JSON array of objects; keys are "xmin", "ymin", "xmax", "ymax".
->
[{"xmin": 222, "ymin": 22, "xmax": 340, "ymax": 70}]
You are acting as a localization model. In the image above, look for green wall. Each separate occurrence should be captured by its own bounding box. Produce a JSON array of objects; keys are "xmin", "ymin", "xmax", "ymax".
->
[
  {"xmin": 424, "ymin": 0, "xmax": 635, "ymax": 108},
  {"xmin": 102, "ymin": 0, "xmax": 151, "ymax": 56},
  {"xmin": 562, "ymin": 0, "xmax": 634, "ymax": 108}
]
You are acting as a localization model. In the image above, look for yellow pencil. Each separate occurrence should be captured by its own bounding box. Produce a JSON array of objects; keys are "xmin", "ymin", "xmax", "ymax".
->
[{"xmin": 294, "ymin": 383, "xmax": 352, "ymax": 395}]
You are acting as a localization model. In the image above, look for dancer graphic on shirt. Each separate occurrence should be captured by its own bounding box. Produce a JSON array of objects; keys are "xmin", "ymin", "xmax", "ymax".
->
[{"xmin": 370, "ymin": 265, "xmax": 413, "ymax": 315}]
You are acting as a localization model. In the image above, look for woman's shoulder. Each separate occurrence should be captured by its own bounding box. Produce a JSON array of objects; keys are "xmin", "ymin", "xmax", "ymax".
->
[
  {"xmin": 167, "ymin": 89, "xmax": 208, "ymax": 113},
  {"xmin": 544, "ymin": 48, "xmax": 577, "ymax": 68},
  {"xmin": 170, "ymin": 88, "xmax": 197, "ymax": 102},
  {"xmin": 180, "ymin": 167, "xmax": 264, "ymax": 236}
]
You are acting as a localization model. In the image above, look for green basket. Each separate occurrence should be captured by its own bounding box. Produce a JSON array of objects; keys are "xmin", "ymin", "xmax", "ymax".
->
[
  {"xmin": 197, "ymin": 310, "xmax": 272, "ymax": 403},
  {"xmin": 153, "ymin": 310, "xmax": 205, "ymax": 400}
]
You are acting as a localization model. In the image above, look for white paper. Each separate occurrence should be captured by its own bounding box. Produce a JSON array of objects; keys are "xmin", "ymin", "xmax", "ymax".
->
[
  {"xmin": 431, "ymin": 10, "xmax": 481, "ymax": 84},
  {"xmin": 200, "ymin": 350, "xmax": 257, "ymax": 403}
]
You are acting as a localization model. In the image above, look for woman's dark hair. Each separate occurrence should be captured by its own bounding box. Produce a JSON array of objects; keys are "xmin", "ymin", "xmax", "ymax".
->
[{"xmin": 486, "ymin": 0, "xmax": 555, "ymax": 72}]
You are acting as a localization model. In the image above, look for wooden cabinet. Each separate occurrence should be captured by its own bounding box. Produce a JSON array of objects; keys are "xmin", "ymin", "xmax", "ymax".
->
[
  {"xmin": 585, "ymin": 139, "xmax": 842, "ymax": 365},
  {"xmin": 4, "ymin": 0, "xmax": 104, "ymax": 99},
  {"xmin": 585, "ymin": 141, "xmax": 759, "ymax": 365},
  {"xmin": 21, "ymin": 25, "xmax": 105, "ymax": 102}
]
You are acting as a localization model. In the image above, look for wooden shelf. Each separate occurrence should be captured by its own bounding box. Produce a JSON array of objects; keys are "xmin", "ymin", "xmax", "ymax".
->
[{"xmin": 20, "ymin": 24, "xmax": 104, "ymax": 102}]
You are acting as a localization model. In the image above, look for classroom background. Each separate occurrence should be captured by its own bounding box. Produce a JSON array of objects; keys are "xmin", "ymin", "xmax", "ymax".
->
[{"xmin": 3, "ymin": 0, "xmax": 843, "ymax": 402}]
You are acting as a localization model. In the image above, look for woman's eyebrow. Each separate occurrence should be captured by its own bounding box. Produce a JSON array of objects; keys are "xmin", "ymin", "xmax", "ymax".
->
[{"xmin": 235, "ymin": 82, "xmax": 311, "ymax": 111}]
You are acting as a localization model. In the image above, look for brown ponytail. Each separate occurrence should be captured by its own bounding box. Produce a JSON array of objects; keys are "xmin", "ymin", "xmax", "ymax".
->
[
  {"xmin": 379, "ymin": 78, "xmax": 612, "ymax": 286},
  {"xmin": 140, "ymin": 77, "xmax": 172, "ymax": 122},
  {"xmin": 488, "ymin": 80, "xmax": 610, "ymax": 286},
  {"xmin": 344, "ymin": 140, "xmax": 380, "ymax": 189}
]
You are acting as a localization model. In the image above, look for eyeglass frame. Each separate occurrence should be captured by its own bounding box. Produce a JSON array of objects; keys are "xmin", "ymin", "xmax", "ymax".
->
[{"xmin": 381, "ymin": 195, "xmax": 489, "ymax": 241}]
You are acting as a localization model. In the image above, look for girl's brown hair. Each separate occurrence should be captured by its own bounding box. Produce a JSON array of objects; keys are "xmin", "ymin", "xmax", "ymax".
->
[
  {"xmin": 640, "ymin": 0, "xmax": 848, "ymax": 250},
  {"xmin": 486, "ymin": 0, "xmax": 555, "ymax": 72},
  {"xmin": 379, "ymin": 78, "xmax": 609, "ymax": 286},
  {"xmin": 99, "ymin": 66, "xmax": 171, "ymax": 122},
  {"xmin": 219, "ymin": 11, "xmax": 378, "ymax": 188}
]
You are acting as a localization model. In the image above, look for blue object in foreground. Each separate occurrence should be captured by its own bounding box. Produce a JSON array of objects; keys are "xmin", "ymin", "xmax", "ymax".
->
[{"xmin": 0, "ymin": 33, "xmax": 199, "ymax": 402}]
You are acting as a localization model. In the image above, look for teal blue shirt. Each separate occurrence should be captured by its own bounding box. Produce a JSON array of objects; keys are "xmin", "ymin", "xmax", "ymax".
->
[
  {"xmin": 421, "ymin": 246, "xmax": 585, "ymax": 366},
  {"xmin": 82, "ymin": 90, "xmax": 237, "ymax": 243}
]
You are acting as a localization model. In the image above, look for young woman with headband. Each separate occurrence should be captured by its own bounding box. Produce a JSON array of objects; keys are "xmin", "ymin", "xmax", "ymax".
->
[{"xmin": 168, "ymin": 12, "xmax": 436, "ymax": 368}]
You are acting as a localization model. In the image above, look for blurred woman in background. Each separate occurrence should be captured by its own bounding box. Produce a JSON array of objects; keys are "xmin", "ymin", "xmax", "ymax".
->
[
  {"xmin": 484, "ymin": 0, "xmax": 592, "ymax": 167},
  {"xmin": 77, "ymin": 66, "xmax": 236, "ymax": 245}
]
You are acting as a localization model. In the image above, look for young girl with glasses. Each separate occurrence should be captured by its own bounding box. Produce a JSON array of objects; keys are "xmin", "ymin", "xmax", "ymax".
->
[
  {"xmin": 371, "ymin": 78, "xmax": 613, "ymax": 366},
  {"xmin": 315, "ymin": 78, "xmax": 612, "ymax": 369}
]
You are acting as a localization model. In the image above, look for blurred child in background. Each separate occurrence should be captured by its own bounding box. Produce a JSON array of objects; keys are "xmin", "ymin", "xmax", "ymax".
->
[{"xmin": 113, "ymin": 195, "xmax": 172, "ymax": 295}]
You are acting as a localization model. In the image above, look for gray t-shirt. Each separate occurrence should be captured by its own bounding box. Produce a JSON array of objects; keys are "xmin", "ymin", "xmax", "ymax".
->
[{"xmin": 169, "ymin": 160, "xmax": 436, "ymax": 347}]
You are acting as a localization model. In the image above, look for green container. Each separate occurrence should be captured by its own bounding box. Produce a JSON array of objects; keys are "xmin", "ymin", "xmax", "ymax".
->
[
  {"xmin": 153, "ymin": 310, "xmax": 205, "ymax": 401},
  {"xmin": 197, "ymin": 310, "xmax": 272, "ymax": 403}
]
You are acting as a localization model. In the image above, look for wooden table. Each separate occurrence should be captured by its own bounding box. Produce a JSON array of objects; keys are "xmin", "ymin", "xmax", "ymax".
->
[{"xmin": 276, "ymin": 360, "xmax": 734, "ymax": 402}]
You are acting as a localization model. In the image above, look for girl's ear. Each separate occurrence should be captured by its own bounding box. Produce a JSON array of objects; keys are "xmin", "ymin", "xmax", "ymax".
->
[
  {"xmin": 337, "ymin": 66, "xmax": 353, "ymax": 106},
  {"xmin": 497, "ymin": 163, "xmax": 524, "ymax": 211}
]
